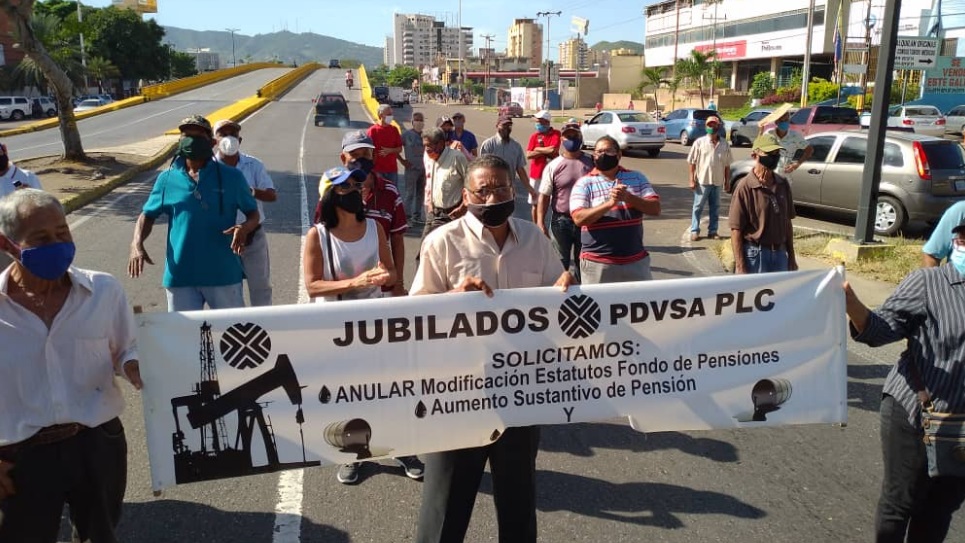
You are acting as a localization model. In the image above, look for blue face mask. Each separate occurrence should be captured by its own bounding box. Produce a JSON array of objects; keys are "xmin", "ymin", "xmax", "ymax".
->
[
  {"xmin": 18, "ymin": 241, "xmax": 75, "ymax": 280},
  {"xmin": 951, "ymin": 245, "xmax": 965, "ymax": 275},
  {"xmin": 562, "ymin": 137, "xmax": 582, "ymax": 152},
  {"xmin": 777, "ymin": 121, "xmax": 790, "ymax": 132},
  {"xmin": 535, "ymin": 123, "xmax": 549, "ymax": 133}
]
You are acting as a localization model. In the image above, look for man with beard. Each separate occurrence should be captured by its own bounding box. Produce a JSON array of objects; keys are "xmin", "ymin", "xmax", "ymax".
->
[
  {"xmin": 128, "ymin": 115, "xmax": 259, "ymax": 311},
  {"xmin": 729, "ymin": 133, "xmax": 797, "ymax": 274},
  {"xmin": 411, "ymin": 154, "xmax": 574, "ymax": 543},
  {"xmin": 570, "ymin": 135, "xmax": 661, "ymax": 284},
  {"xmin": 478, "ymin": 115, "xmax": 532, "ymax": 199},
  {"xmin": 537, "ymin": 119, "xmax": 593, "ymax": 282}
]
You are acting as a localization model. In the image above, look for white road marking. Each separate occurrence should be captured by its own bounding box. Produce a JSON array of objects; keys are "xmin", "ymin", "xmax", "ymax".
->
[
  {"xmin": 272, "ymin": 469, "xmax": 305, "ymax": 543},
  {"xmin": 296, "ymin": 106, "xmax": 313, "ymax": 305}
]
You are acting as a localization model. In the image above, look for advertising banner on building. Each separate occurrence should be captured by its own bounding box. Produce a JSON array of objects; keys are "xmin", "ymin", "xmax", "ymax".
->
[
  {"xmin": 137, "ymin": 269, "xmax": 848, "ymax": 491},
  {"xmin": 924, "ymin": 56, "xmax": 965, "ymax": 94}
]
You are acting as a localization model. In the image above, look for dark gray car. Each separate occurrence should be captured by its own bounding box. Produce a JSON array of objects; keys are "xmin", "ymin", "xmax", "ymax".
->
[{"xmin": 729, "ymin": 131, "xmax": 965, "ymax": 236}]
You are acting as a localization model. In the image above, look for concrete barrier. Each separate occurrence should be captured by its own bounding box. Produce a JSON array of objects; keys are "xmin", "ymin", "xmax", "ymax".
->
[
  {"xmin": 141, "ymin": 62, "xmax": 280, "ymax": 100},
  {"xmin": 0, "ymin": 96, "xmax": 149, "ymax": 138},
  {"xmin": 259, "ymin": 63, "xmax": 321, "ymax": 100}
]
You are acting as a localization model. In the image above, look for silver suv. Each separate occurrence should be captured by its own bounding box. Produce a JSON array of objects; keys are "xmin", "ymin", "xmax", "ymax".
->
[
  {"xmin": 729, "ymin": 131, "xmax": 965, "ymax": 236},
  {"xmin": 0, "ymin": 96, "xmax": 32, "ymax": 120},
  {"xmin": 728, "ymin": 109, "xmax": 772, "ymax": 147}
]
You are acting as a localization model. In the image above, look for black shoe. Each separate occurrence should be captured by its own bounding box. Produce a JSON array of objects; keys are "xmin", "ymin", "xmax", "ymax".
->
[
  {"xmin": 394, "ymin": 456, "xmax": 424, "ymax": 480},
  {"xmin": 336, "ymin": 462, "xmax": 360, "ymax": 484}
]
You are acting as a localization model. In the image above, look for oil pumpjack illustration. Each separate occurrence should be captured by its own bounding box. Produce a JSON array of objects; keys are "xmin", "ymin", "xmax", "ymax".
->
[{"xmin": 171, "ymin": 322, "xmax": 320, "ymax": 484}]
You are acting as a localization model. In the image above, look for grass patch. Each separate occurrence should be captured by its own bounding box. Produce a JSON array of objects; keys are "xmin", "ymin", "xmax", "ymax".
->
[
  {"xmin": 718, "ymin": 103, "xmax": 754, "ymax": 121},
  {"xmin": 792, "ymin": 231, "xmax": 923, "ymax": 284}
]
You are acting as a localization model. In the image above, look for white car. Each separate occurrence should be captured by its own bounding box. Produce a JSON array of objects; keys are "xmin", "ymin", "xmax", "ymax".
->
[
  {"xmin": 580, "ymin": 110, "xmax": 666, "ymax": 157},
  {"xmin": 860, "ymin": 105, "xmax": 946, "ymax": 137},
  {"xmin": 74, "ymin": 98, "xmax": 108, "ymax": 112},
  {"xmin": 945, "ymin": 104, "xmax": 965, "ymax": 135}
]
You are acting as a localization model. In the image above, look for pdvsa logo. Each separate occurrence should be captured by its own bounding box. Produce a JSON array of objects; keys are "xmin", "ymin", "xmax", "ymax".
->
[{"xmin": 557, "ymin": 294, "xmax": 601, "ymax": 339}]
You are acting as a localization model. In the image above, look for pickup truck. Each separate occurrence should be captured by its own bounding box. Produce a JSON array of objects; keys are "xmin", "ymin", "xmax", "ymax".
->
[{"xmin": 762, "ymin": 106, "xmax": 860, "ymax": 136}]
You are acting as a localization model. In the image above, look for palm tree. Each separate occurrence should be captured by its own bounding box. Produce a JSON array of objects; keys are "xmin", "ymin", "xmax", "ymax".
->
[
  {"xmin": 86, "ymin": 57, "xmax": 120, "ymax": 94},
  {"xmin": 641, "ymin": 67, "xmax": 668, "ymax": 111},
  {"xmin": 675, "ymin": 49, "xmax": 716, "ymax": 108},
  {"xmin": 12, "ymin": 12, "xmax": 84, "ymax": 94},
  {"xmin": 666, "ymin": 74, "xmax": 682, "ymax": 111}
]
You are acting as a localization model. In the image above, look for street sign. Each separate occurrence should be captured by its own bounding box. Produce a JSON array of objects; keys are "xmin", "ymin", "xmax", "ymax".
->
[{"xmin": 894, "ymin": 36, "xmax": 939, "ymax": 70}]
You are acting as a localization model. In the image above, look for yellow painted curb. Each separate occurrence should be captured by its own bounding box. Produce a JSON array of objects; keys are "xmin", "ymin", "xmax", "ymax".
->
[
  {"xmin": 358, "ymin": 64, "xmax": 402, "ymax": 132},
  {"xmin": 60, "ymin": 140, "xmax": 179, "ymax": 214}
]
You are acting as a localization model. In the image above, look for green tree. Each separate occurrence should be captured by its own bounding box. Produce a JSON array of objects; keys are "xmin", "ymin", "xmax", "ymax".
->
[
  {"xmin": 169, "ymin": 50, "xmax": 199, "ymax": 79},
  {"xmin": 675, "ymin": 49, "xmax": 715, "ymax": 107},
  {"xmin": 0, "ymin": 0, "xmax": 86, "ymax": 159},
  {"xmin": 86, "ymin": 56, "xmax": 119, "ymax": 93},
  {"xmin": 640, "ymin": 67, "xmax": 668, "ymax": 110},
  {"xmin": 368, "ymin": 64, "xmax": 390, "ymax": 86},
  {"xmin": 85, "ymin": 6, "xmax": 168, "ymax": 80},
  {"xmin": 387, "ymin": 65, "xmax": 420, "ymax": 88},
  {"xmin": 750, "ymin": 71, "xmax": 774, "ymax": 99},
  {"xmin": 808, "ymin": 77, "xmax": 839, "ymax": 103},
  {"xmin": 34, "ymin": 0, "xmax": 80, "ymax": 21},
  {"xmin": 12, "ymin": 11, "xmax": 84, "ymax": 94}
]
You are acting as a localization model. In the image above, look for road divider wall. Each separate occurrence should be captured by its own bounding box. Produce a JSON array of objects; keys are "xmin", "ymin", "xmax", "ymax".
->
[
  {"xmin": 142, "ymin": 62, "xmax": 280, "ymax": 100},
  {"xmin": 358, "ymin": 65, "xmax": 403, "ymax": 132}
]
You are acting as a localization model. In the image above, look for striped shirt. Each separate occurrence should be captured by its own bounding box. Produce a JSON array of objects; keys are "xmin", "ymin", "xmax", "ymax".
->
[
  {"xmin": 569, "ymin": 167, "xmax": 659, "ymax": 264},
  {"xmin": 364, "ymin": 175, "xmax": 408, "ymax": 236},
  {"xmin": 852, "ymin": 264, "xmax": 965, "ymax": 427}
]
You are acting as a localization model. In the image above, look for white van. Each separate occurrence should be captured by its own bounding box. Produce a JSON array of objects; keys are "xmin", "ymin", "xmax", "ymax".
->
[
  {"xmin": 0, "ymin": 96, "xmax": 32, "ymax": 120},
  {"xmin": 387, "ymin": 87, "xmax": 408, "ymax": 108}
]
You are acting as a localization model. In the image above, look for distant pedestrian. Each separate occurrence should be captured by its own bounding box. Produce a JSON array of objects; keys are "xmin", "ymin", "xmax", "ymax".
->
[
  {"xmin": 451, "ymin": 112, "xmax": 479, "ymax": 157},
  {"xmin": 595, "ymin": 101, "xmax": 602, "ymax": 113},
  {"xmin": 129, "ymin": 115, "xmax": 259, "ymax": 311},
  {"xmin": 526, "ymin": 110, "xmax": 561, "ymax": 223},
  {"xmin": 478, "ymin": 115, "xmax": 532, "ymax": 199},
  {"xmin": 729, "ymin": 133, "xmax": 797, "ymax": 274},
  {"xmin": 367, "ymin": 104, "xmax": 403, "ymax": 184},
  {"xmin": 570, "ymin": 135, "xmax": 661, "ymax": 284},
  {"xmin": 213, "ymin": 119, "xmax": 277, "ymax": 307},
  {"xmin": 687, "ymin": 115, "xmax": 733, "ymax": 241},
  {"xmin": 399, "ymin": 112, "xmax": 426, "ymax": 224},
  {"xmin": 628, "ymin": 100, "xmax": 634, "ymax": 110},
  {"xmin": 422, "ymin": 127, "xmax": 468, "ymax": 238},
  {"xmin": 537, "ymin": 119, "xmax": 593, "ymax": 282}
]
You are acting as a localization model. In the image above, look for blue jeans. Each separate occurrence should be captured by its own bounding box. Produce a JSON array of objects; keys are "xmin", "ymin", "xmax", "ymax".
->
[
  {"xmin": 241, "ymin": 227, "xmax": 272, "ymax": 307},
  {"xmin": 875, "ymin": 395, "xmax": 965, "ymax": 542},
  {"xmin": 741, "ymin": 243, "xmax": 788, "ymax": 273},
  {"xmin": 550, "ymin": 212, "xmax": 581, "ymax": 282},
  {"xmin": 380, "ymin": 171, "xmax": 400, "ymax": 185},
  {"xmin": 165, "ymin": 283, "xmax": 244, "ymax": 312},
  {"xmin": 690, "ymin": 184, "xmax": 720, "ymax": 235},
  {"xmin": 403, "ymin": 168, "xmax": 426, "ymax": 220}
]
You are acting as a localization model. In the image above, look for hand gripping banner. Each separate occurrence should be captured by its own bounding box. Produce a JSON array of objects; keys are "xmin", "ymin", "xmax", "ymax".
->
[{"xmin": 136, "ymin": 269, "xmax": 848, "ymax": 491}]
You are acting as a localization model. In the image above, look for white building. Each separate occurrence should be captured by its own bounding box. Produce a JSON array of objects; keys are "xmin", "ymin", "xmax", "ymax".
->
[{"xmin": 391, "ymin": 13, "xmax": 473, "ymax": 68}]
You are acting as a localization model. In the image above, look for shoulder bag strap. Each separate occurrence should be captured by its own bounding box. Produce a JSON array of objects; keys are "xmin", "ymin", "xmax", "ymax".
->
[{"xmin": 323, "ymin": 227, "xmax": 342, "ymax": 302}]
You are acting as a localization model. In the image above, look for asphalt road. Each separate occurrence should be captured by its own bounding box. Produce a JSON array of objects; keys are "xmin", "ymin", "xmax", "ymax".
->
[
  {"xmin": 4, "ymin": 67, "xmax": 293, "ymax": 159},
  {"xmin": 55, "ymin": 70, "xmax": 965, "ymax": 542}
]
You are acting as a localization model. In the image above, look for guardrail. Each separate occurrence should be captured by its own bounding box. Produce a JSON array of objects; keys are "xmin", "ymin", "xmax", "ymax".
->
[
  {"xmin": 259, "ymin": 62, "xmax": 322, "ymax": 100},
  {"xmin": 142, "ymin": 62, "xmax": 280, "ymax": 100}
]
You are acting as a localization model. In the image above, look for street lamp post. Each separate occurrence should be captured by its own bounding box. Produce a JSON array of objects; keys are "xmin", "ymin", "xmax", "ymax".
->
[
  {"xmin": 536, "ymin": 11, "xmax": 562, "ymax": 109},
  {"xmin": 703, "ymin": 0, "xmax": 724, "ymax": 103},
  {"xmin": 226, "ymin": 28, "xmax": 240, "ymax": 68},
  {"xmin": 78, "ymin": 0, "xmax": 89, "ymax": 92}
]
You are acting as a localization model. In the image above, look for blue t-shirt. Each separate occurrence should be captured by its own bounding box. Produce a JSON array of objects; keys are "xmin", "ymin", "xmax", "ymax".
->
[
  {"xmin": 923, "ymin": 200, "xmax": 965, "ymax": 261},
  {"xmin": 454, "ymin": 129, "xmax": 478, "ymax": 153},
  {"xmin": 142, "ymin": 159, "xmax": 258, "ymax": 288}
]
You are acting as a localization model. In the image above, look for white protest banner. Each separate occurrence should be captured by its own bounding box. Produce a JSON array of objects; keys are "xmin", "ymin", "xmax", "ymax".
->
[{"xmin": 137, "ymin": 269, "xmax": 847, "ymax": 491}]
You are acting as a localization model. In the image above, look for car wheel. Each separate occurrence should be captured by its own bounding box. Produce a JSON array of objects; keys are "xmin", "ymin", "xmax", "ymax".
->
[
  {"xmin": 11, "ymin": 110, "xmax": 24, "ymax": 121},
  {"xmin": 874, "ymin": 195, "xmax": 906, "ymax": 236},
  {"xmin": 46, "ymin": 109, "xmax": 56, "ymax": 117},
  {"xmin": 648, "ymin": 148, "xmax": 660, "ymax": 157},
  {"xmin": 680, "ymin": 131, "xmax": 690, "ymax": 146}
]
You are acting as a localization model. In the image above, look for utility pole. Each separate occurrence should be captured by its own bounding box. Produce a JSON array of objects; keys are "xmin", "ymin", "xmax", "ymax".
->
[
  {"xmin": 858, "ymin": 0, "xmax": 875, "ymax": 109},
  {"xmin": 78, "ymin": 1, "xmax": 88, "ymax": 92},
  {"xmin": 482, "ymin": 33, "xmax": 495, "ymax": 101},
  {"xmin": 703, "ymin": 0, "xmax": 724, "ymax": 103},
  {"xmin": 458, "ymin": 0, "xmax": 463, "ymax": 96},
  {"xmin": 536, "ymin": 11, "xmax": 561, "ymax": 109},
  {"xmin": 801, "ymin": 0, "xmax": 816, "ymax": 106},
  {"xmin": 671, "ymin": 1, "xmax": 681, "ymax": 109},
  {"xmin": 226, "ymin": 28, "xmax": 240, "ymax": 68}
]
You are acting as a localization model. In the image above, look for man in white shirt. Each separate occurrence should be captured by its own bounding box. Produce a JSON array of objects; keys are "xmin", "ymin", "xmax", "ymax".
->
[
  {"xmin": 421, "ymin": 126, "xmax": 469, "ymax": 238},
  {"xmin": 213, "ymin": 119, "xmax": 277, "ymax": 307},
  {"xmin": 0, "ymin": 189, "xmax": 142, "ymax": 543},
  {"xmin": 687, "ymin": 115, "xmax": 733, "ymax": 241},
  {"xmin": 0, "ymin": 142, "xmax": 42, "ymax": 200},
  {"xmin": 412, "ymin": 155, "xmax": 573, "ymax": 543}
]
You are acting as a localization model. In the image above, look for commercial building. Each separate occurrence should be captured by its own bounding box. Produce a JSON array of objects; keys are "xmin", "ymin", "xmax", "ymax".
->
[
  {"xmin": 559, "ymin": 37, "xmax": 589, "ymax": 70},
  {"xmin": 391, "ymin": 13, "xmax": 473, "ymax": 68},
  {"xmin": 507, "ymin": 18, "xmax": 543, "ymax": 69}
]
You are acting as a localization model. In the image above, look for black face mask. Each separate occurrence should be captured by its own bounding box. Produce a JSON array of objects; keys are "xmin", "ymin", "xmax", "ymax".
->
[
  {"xmin": 468, "ymin": 198, "xmax": 515, "ymax": 228},
  {"xmin": 348, "ymin": 157, "xmax": 374, "ymax": 177},
  {"xmin": 0, "ymin": 155, "xmax": 8, "ymax": 171},
  {"xmin": 758, "ymin": 153, "xmax": 781, "ymax": 171},
  {"xmin": 337, "ymin": 190, "xmax": 364, "ymax": 214},
  {"xmin": 594, "ymin": 153, "xmax": 619, "ymax": 171}
]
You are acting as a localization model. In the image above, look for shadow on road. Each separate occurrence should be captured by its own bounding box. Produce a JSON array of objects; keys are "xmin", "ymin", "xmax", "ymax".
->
[{"xmin": 539, "ymin": 423, "xmax": 738, "ymax": 463}]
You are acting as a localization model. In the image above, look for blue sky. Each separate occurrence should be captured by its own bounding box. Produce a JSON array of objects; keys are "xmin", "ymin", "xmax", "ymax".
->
[{"xmin": 82, "ymin": 0, "xmax": 653, "ymax": 58}]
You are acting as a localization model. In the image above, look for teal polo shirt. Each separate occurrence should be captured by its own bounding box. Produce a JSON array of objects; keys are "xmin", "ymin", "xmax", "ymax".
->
[{"xmin": 143, "ymin": 159, "xmax": 258, "ymax": 288}]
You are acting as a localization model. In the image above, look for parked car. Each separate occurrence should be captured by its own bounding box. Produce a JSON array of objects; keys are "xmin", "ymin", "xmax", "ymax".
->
[
  {"xmin": 498, "ymin": 101, "xmax": 524, "ymax": 118},
  {"xmin": 0, "ymin": 96, "xmax": 32, "ymax": 121},
  {"xmin": 880, "ymin": 105, "xmax": 946, "ymax": 137},
  {"xmin": 661, "ymin": 108, "xmax": 719, "ymax": 146},
  {"xmin": 313, "ymin": 92, "xmax": 349, "ymax": 127},
  {"xmin": 31, "ymin": 97, "xmax": 57, "ymax": 118},
  {"xmin": 580, "ymin": 110, "xmax": 666, "ymax": 157},
  {"xmin": 945, "ymin": 104, "xmax": 965, "ymax": 135},
  {"xmin": 761, "ymin": 106, "xmax": 860, "ymax": 136},
  {"xmin": 74, "ymin": 98, "xmax": 109, "ymax": 112},
  {"xmin": 728, "ymin": 109, "xmax": 773, "ymax": 147},
  {"xmin": 728, "ymin": 131, "xmax": 965, "ymax": 235},
  {"xmin": 372, "ymin": 86, "xmax": 389, "ymax": 104}
]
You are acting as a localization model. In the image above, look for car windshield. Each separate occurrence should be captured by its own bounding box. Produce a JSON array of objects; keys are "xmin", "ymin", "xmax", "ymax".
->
[
  {"xmin": 907, "ymin": 107, "xmax": 939, "ymax": 116},
  {"xmin": 618, "ymin": 112, "xmax": 655, "ymax": 123},
  {"xmin": 922, "ymin": 142, "xmax": 965, "ymax": 170}
]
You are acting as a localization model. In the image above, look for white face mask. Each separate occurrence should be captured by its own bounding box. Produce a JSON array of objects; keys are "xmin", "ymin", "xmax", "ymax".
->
[
  {"xmin": 218, "ymin": 135, "xmax": 240, "ymax": 156},
  {"xmin": 384, "ymin": 115, "xmax": 394, "ymax": 125}
]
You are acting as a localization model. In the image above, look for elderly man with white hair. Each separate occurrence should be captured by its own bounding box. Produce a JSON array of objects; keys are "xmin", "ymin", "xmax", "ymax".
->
[
  {"xmin": 367, "ymin": 104, "xmax": 404, "ymax": 185},
  {"xmin": 0, "ymin": 189, "xmax": 142, "ymax": 542}
]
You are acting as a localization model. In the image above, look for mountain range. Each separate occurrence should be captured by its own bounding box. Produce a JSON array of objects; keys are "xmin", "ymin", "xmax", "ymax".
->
[{"xmin": 162, "ymin": 26, "xmax": 384, "ymax": 67}]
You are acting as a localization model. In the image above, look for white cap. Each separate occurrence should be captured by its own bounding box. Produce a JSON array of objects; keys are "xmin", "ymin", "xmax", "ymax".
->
[
  {"xmin": 219, "ymin": 135, "xmax": 241, "ymax": 156},
  {"xmin": 533, "ymin": 110, "xmax": 552, "ymax": 121}
]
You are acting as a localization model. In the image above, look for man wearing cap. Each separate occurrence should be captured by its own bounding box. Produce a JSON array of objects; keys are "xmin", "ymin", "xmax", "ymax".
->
[
  {"xmin": 922, "ymin": 201, "xmax": 965, "ymax": 267},
  {"xmin": 760, "ymin": 103, "xmax": 813, "ymax": 175},
  {"xmin": 129, "ymin": 114, "xmax": 259, "ymax": 311},
  {"xmin": 399, "ymin": 112, "xmax": 426, "ymax": 224},
  {"xmin": 450, "ymin": 112, "xmax": 478, "ymax": 158},
  {"xmin": 526, "ymin": 110, "xmax": 561, "ymax": 222},
  {"xmin": 537, "ymin": 119, "xmax": 593, "ymax": 282},
  {"xmin": 729, "ymin": 133, "xmax": 797, "ymax": 274},
  {"xmin": 687, "ymin": 114, "xmax": 733, "ymax": 241},
  {"xmin": 367, "ymin": 104, "xmax": 403, "ymax": 184},
  {"xmin": 479, "ymin": 115, "xmax": 532, "ymax": 199},
  {"xmin": 422, "ymin": 127, "xmax": 469, "ymax": 237},
  {"xmin": 213, "ymin": 119, "xmax": 277, "ymax": 307}
]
